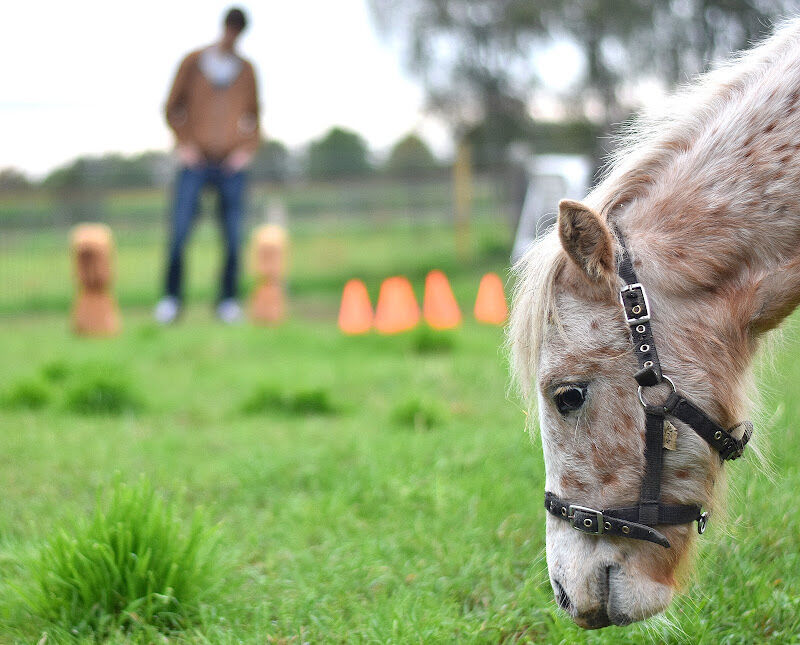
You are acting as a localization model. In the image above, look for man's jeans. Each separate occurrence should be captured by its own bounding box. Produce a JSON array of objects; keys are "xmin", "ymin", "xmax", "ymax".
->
[{"xmin": 164, "ymin": 163, "xmax": 247, "ymax": 302}]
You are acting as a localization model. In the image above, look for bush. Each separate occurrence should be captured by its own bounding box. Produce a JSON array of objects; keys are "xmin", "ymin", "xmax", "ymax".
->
[
  {"xmin": 25, "ymin": 475, "xmax": 220, "ymax": 638},
  {"xmin": 3, "ymin": 379, "xmax": 50, "ymax": 410},
  {"xmin": 390, "ymin": 397, "xmax": 446, "ymax": 431},
  {"xmin": 65, "ymin": 375, "xmax": 142, "ymax": 415},
  {"xmin": 241, "ymin": 386, "xmax": 338, "ymax": 417}
]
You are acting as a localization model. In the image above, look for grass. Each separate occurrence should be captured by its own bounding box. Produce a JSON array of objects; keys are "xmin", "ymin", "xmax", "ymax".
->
[
  {"xmin": 2, "ymin": 379, "xmax": 50, "ymax": 410},
  {"xmin": 0, "ymin": 215, "xmax": 798, "ymax": 642},
  {"xmin": 22, "ymin": 475, "xmax": 220, "ymax": 640},
  {"xmin": 240, "ymin": 385, "xmax": 339, "ymax": 417},
  {"xmin": 65, "ymin": 373, "xmax": 143, "ymax": 416},
  {"xmin": 390, "ymin": 396, "xmax": 448, "ymax": 431}
]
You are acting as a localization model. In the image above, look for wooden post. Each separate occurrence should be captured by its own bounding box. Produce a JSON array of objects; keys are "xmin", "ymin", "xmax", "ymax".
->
[
  {"xmin": 453, "ymin": 140, "xmax": 473, "ymax": 261},
  {"xmin": 71, "ymin": 223, "xmax": 120, "ymax": 336},
  {"xmin": 249, "ymin": 224, "xmax": 287, "ymax": 324}
]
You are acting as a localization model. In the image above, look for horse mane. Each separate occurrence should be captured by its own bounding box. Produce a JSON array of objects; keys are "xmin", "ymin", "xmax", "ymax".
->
[
  {"xmin": 589, "ymin": 15, "xmax": 800, "ymax": 218},
  {"xmin": 509, "ymin": 16, "xmax": 800, "ymax": 397}
]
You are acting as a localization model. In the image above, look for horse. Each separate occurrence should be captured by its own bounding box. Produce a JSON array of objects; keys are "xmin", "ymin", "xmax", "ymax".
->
[{"xmin": 509, "ymin": 18, "xmax": 800, "ymax": 629}]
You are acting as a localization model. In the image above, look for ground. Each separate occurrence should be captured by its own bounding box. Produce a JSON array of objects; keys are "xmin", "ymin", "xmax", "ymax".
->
[{"xmin": 0, "ymin": 217, "xmax": 798, "ymax": 643}]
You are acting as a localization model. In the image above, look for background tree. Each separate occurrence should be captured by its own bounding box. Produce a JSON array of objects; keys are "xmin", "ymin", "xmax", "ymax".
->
[
  {"xmin": 385, "ymin": 133, "xmax": 439, "ymax": 178},
  {"xmin": 250, "ymin": 139, "xmax": 291, "ymax": 184},
  {"xmin": 307, "ymin": 127, "xmax": 372, "ymax": 180},
  {"xmin": 42, "ymin": 152, "xmax": 171, "ymax": 190},
  {"xmin": 369, "ymin": 0, "xmax": 792, "ymax": 165},
  {"xmin": 0, "ymin": 168, "xmax": 31, "ymax": 192}
]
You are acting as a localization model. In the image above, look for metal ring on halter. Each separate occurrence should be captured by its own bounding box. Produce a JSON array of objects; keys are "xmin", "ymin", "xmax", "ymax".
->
[{"xmin": 637, "ymin": 375, "xmax": 676, "ymax": 408}]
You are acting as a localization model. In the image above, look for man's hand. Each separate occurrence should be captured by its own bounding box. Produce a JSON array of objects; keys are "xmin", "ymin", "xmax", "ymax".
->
[
  {"xmin": 224, "ymin": 148, "xmax": 254, "ymax": 173},
  {"xmin": 177, "ymin": 143, "xmax": 203, "ymax": 167}
]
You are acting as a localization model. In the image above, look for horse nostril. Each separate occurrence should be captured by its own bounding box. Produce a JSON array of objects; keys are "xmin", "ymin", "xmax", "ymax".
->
[{"xmin": 553, "ymin": 579, "xmax": 573, "ymax": 613}]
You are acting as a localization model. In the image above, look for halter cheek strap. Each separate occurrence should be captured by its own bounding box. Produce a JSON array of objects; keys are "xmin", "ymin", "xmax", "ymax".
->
[{"xmin": 544, "ymin": 229, "xmax": 752, "ymax": 548}]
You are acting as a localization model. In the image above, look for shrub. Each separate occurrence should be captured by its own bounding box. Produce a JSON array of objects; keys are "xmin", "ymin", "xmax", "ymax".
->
[
  {"xmin": 65, "ymin": 375, "xmax": 142, "ymax": 415},
  {"xmin": 25, "ymin": 476, "xmax": 220, "ymax": 638},
  {"xmin": 390, "ymin": 397, "xmax": 446, "ymax": 431},
  {"xmin": 3, "ymin": 379, "xmax": 50, "ymax": 410},
  {"xmin": 241, "ymin": 386, "xmax": 338, "ymax": 417}
]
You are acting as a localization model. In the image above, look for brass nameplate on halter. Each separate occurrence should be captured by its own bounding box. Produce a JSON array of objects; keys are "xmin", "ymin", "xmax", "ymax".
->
[{"xmin": 663, "ymin": 420, "xmax": 678, "ymax": 450}]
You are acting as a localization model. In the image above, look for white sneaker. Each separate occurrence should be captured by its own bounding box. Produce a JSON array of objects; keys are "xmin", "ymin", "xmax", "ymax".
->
[
  {"xmin": 154, "ymin": 296, "xmax": 181, "ymax": 324},
  {"xmin": 216, "ymin": 299, "xmax": 243, "ymax": 324}
]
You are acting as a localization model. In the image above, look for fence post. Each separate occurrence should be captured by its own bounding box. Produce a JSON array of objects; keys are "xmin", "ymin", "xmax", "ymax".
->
[{"xmin": 453, "ymin": 140, "xmax": 473, "ymax": 261}]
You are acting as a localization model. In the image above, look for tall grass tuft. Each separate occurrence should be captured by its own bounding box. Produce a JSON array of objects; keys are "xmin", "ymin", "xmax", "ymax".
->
[
  {"xmin": 65, "ymin": 375, "xmax": 142, "ymax": 415},
  {"xmin": 240, "ymin": 385, "xmax": 339, "ymax": 416},
  {"xmin": 2, "ymin": 379, "xmax": 50, "ymax": 410},
  {"xmin": 410, "ymin": 327, "xmax": 457, "ymax": 354},
  {"xmin": 25, "ymin": 475, "xmax": 221, "ymax": 638},
  {"xmin": 390, "ymin": 396, "xmax": 447, "ymax": 431},
  {"xmin": 40, "ymin": 360, "xmax": 71, "ymax": 383}
]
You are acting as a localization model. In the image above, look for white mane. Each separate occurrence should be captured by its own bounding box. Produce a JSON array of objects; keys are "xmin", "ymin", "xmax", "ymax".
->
[{"xmin": 509, "ymin": 16, "xmax": 800, "ymax": 397}]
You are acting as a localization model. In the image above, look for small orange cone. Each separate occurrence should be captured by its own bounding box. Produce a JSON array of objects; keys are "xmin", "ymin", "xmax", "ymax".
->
[
  {"xmin": 423, "ymin": 270, "xmax": 461, "ymax": 329},
  {"xmin": 374, "ymin": 276, "xmax": 420, "ymax": 334},
  {"xmin": 474, "ymin": 272, "xmax": 507, "ymax": 325},
  {"xmin": 338, "ymin": 279, "xmax": 373, "ymax": 334}
]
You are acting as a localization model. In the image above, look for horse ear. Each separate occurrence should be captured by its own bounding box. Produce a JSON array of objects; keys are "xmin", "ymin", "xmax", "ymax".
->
[{"xmin": 558, "ymin": 199, "xmax": 615, "ymax": 283}]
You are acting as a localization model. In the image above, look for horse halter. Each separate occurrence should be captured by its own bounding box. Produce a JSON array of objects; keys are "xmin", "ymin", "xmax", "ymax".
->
[{"xmin": 544, "ymin": 229, "xmax": 752, "ymax": 548}]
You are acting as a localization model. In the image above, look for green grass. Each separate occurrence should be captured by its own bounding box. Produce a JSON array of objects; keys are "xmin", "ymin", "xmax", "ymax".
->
[
  {"xmin": 240, "ymin": 385, "xmax": 339, "ymax": 417},
  {"xmin": 23, "ymin": 475, "xmax": 220, "ymax": 640},
  {"xmin": 0, "ymin": 216, "xmax": 798, "ymax": 642}
]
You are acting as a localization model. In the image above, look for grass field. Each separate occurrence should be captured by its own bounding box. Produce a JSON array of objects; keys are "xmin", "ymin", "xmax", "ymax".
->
[{"xmin": 0, "ymin": 218, "xmax": 799, "ymax": 643}]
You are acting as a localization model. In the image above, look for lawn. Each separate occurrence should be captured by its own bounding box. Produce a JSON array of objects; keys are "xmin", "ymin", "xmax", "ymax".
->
[{"xmin": 0, "ymin": 218, "xmax": 798, "ymax": 643}]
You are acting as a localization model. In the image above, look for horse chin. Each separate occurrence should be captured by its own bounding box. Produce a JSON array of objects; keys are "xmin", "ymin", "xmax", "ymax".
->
[
  {"xmin": 546, "ymin": 527, "xmax": 676, "ymax": 629},
  {"xmin": 552, "ymin": 562, "xmax": 674, "ymax": 629}
]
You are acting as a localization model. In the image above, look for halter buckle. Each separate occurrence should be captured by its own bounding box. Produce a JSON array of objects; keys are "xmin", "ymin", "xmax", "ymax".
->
[
  {"xmin": 620, "ymin": 283, "xmax": 651, "ymax": 324},
  {"xmin": 568, "ymin": 505, "xmax": 605, "ymax": 535}
]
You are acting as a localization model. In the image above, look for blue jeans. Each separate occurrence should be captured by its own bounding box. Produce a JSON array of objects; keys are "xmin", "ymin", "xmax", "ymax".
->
[{"xmin": 164, "ymin": 163, "xmax": 247, "ymax": 302}]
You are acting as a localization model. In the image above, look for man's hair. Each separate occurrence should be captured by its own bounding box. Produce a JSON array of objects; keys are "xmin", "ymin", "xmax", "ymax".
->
[{"xmin": 224, "ymin": 7, "xmax": 248, "ymax": 33}]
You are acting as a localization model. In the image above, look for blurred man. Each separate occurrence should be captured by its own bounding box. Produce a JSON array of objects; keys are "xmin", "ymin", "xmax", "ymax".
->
[{"xmin": 155, "ymin": 7, "xmax": 259, "ymax": 324}]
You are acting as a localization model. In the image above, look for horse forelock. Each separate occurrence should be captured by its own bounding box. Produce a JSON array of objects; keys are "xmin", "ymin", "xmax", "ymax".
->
[{"xmin": 508, "ymin": 231, "xmax": 567, "ymax": 400}]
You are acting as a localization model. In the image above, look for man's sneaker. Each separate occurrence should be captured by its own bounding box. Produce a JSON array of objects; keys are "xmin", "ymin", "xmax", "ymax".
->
[
  {"xmin": 216, "ymin": 298, "xmax": 243, "ymax": 324},
  {"xmin": 154, "ymin": 296, "xmax": 181, "ymax": 324}
]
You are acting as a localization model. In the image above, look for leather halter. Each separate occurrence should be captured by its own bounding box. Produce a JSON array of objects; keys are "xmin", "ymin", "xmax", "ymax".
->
[{"xmin": 544, "ymin": 229, "xmax": 752, "ymax": 548}]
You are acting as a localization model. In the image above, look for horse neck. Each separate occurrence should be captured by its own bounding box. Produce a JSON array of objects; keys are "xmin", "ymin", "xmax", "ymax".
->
[{"xmin": 601, "ymin": 21, "xmax": 800, "ymax": 294}]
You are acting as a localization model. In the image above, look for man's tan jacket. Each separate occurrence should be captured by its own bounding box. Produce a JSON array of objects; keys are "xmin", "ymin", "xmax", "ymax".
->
[{"xmin": 165, "ymin": 48, "xmax": 260, "ymax": 161}]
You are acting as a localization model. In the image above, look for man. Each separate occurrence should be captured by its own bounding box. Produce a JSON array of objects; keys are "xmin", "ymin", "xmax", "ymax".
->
[{"xmin": 155, "ymin": 7, "xmax": 259, "ymax": 324}]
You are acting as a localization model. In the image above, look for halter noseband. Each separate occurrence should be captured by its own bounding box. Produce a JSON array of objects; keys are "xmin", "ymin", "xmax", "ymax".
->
[{"xmin": 544, "ymin": 229, "xmax": 752, "ymax": 548}]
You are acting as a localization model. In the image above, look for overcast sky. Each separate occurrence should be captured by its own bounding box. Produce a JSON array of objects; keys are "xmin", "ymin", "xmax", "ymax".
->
[{"xmin": 1, "ymin": 0, "xmax": 582, "ymax": 178}]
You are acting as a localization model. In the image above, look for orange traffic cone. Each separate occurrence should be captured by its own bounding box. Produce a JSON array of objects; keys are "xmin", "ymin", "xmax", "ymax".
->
[
  {"xmin": 423, "ymin": 270, "xmax": 461, "ymax": 329},
  {"xmin": 338, "ymin": 279, "xmax": 373, "ymax": 334},
  {"xmin": 474, "ymin": 272, "xmax": 507, "ymax": 325},
  {"xmin": 374, "ymin": 276, "xmax": 420, "ymax": 334}
]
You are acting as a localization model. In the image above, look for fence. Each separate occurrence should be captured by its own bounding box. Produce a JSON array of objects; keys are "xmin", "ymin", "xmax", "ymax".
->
[{"xmin": 0, "ymin": 172, "xmax": 516, "ymax": 315}]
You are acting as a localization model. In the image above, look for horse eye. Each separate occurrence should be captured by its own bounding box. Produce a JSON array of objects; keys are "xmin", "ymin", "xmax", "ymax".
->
[{"xmin": 554, "ymin": 384, "xmax": 587, "ymax": 415}]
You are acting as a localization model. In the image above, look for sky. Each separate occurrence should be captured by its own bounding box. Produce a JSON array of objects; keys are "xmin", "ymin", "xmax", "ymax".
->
[{"xmin": 1, "ymin": 1, "xmax": 582, "ymax": 178}]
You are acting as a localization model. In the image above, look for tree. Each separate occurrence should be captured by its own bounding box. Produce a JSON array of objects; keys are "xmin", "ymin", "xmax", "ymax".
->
[
  {"xmin": 0, "ymin": 168, "xmax": 31, "ymax": 191},
  {"xmin": 42, "ymin": 152, "xmax": 171, "ymax": 190},
  {"xmin": 385, "ymin": 133, "xmax": 439, "ymax": 177},
  {"xmin": 369, "ymin": 0, "xmax": 547, "ymax": 153},
  {"xmin": 307, "ymin": 127, "xmax": 372, "ymax": 180},
  {"xmin": 369, "ymin": 0, "xmax": 791, "ymax": 161},
  {"xmin": 250, "ymin": 139, "xmax": 291, "ymax": 183}
]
